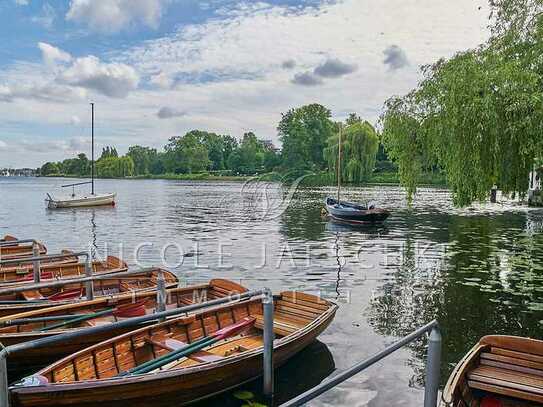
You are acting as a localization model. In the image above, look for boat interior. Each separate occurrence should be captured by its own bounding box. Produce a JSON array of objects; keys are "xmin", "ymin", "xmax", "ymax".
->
[
  {"xmin": 444, "ymin": 336, "xmax": 543, "ymax": 407},
  {"xmin": 0, "ymin": 255, "xmax": 126, "ymax": 285},
  {"xmin": 0, "ymin": 279, "xmax": 246, "ymax": 334},
  {"xmin": 0, "ymin": 241, "xmax": 47, "ymax": 260},
  {"xmin": 0, "ymin": 268, "xmax": 177, "ymax": 303},
  {"xmin": 31, "ymin": 291, "xmax": 334, "ymax": 384},
  {"xmin": 326, "ymin": 197, "xmax": 372, "ymax": 211}
]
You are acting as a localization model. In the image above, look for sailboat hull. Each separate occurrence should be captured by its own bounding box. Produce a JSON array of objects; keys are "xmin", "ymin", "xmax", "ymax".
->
[{"xmin": 47, "ymin": 193, "xmax": 116, "ymax": 209}]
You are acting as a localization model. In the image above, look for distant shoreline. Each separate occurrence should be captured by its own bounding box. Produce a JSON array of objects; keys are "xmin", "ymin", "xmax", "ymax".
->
[{"xmin": 37, "ymin": 171, "xmax": 448, "ymax": 188}]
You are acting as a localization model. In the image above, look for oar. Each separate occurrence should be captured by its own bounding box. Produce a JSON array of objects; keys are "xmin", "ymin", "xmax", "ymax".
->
[
  {"xmin": 1, "ymin": 315, "xmax": 82, "ymax": 327},
  {"xmin": 39, "ymin": 301, "xmax": 147, "ymax": 332},
  {"xmin": 118, "ymin": 317, "xmax": 255, "ymax": 377}
]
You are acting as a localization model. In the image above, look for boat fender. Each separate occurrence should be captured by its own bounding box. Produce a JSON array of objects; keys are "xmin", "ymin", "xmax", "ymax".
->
[{"xmin": 12, "ymin": 375, "xmax": 49, "ymax": 388}]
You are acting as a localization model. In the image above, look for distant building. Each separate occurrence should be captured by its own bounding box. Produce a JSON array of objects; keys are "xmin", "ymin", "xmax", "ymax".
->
[
  {"xmin": 0, "ymin": 168, "xmax": 36, "ymax": 177},
  {"xmin": 261, "ymin": 139, "xmax": 279, "ymax": 152},
  {"xmin": 528, "ymin": 166, "xmax": 542, "ymax": 207}
]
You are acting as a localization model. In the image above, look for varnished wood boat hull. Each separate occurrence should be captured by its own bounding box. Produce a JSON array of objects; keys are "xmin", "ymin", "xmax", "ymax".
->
[
  {"xmin": 442, "ymin": 335, "xmax": 543, "ymax": 407},
  {"xmin": 0, "ymin": 267, "xmax": 176, "ymax": 317},
  {"xmin": 10, "ymin": 293, "xmax": 337, "ymax": 407},
  {"xmin": 0, "ymin": 242, "xmax": 47, "ymax": 261},
  {"xmin": 0, "ymin": 280, "xmax": 246, "ymax": 369}
]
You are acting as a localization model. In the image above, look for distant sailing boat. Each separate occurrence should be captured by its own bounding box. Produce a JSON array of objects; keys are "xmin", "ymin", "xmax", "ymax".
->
[
  {"xmin": 46, "ymin": 103, "xmax": 116, "ymax": 209},
  {"xmin": 324, "ymin": 123, "xmax": 390, "ymax": 224}
]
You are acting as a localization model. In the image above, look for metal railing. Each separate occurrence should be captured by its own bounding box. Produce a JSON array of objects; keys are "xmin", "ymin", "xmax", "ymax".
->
[
  {"xmin": 0, "ymin": 287, "xmax": 272, "ymax": 407},
  {"xmin": 280, "ymin": 320, "xmax": 442, "ymax": 407},
  {"xmin": 0, "ymin": 251, "xmax": 94, "ymax": 299}
]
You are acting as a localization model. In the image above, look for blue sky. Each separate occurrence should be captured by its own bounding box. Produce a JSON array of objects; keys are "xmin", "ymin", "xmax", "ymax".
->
[{"xmin": 0, "ymin": 0, "xmax": 489, "ymax": 167}]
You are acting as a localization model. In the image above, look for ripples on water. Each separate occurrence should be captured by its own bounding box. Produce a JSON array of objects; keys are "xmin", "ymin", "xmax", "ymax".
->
[{"xmin": 1, "ymin": 177, "xmax": 543, "ymax": 406}]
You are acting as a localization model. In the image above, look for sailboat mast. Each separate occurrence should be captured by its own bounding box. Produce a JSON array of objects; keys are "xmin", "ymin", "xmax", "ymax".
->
[
  {"xmin": 90, "ymin": 102, "xmax": 94, "ymax": 195},
  {"xmin": 337, "ymin": 123, "xmax": 342, "ymax": 203}
]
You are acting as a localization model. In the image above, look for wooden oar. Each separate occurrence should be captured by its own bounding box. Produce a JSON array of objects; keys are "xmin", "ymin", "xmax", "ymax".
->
[
  {"xmin": 39, "ymin": 301, "xmax": 147, "ymax": 332},
  {"xmin": 1, "ymin": 315, "xmax": 82, "ymax": 327},
  {"xmin": 119, "ymin": 317, "xmax": 255, "ymax": 377}
]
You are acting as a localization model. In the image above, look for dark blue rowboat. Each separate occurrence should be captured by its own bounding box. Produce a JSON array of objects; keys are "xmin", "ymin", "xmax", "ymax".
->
[{"xmin": 325, "ymin": 197, "xmax": 390, "ymax": 223}]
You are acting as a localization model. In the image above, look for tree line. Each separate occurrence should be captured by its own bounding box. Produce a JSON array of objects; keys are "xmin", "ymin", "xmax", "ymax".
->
[{"xmin": 39, "ymin": 104, "xmax": 393, "ymax": 181}]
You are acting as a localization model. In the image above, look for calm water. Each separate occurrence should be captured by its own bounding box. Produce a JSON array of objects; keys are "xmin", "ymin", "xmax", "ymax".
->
[{"xmin": 1, "ymin": 177, "xmax": 543, "ymax": 406}]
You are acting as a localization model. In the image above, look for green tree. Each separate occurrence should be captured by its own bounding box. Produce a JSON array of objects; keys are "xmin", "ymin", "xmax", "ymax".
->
[
  {"xmin": 96, "ymin": 156, "xmax": 134, "ymax": 178},
  {"xmin": 381, "ymin": 0, "xmax": 543, "ymax": 206},
  {"xmin": 324, "ymin": 120, "xmax": 379, "ymax": 183},
  {"xmin": 278, "ymin": 104, "xmax": 333, "ymax": 170},
  {"xmin": 127, "ymin": 145, "xmax": 159, "ymax": 175},
  {"xmin": 164, "ymin": 132, "xmax": 210, "ymax": 174},
  {"xmin": 40, "ymin": 162, "xmax": 60, "ymax": 176}
]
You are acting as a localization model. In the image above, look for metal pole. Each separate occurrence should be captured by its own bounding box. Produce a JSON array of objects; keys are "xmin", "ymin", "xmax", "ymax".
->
[
  {"xmin": 0, "ymin": 349, "xmax": 7, "ymax": 407},
  {"xmin": 90, "ymin": 102, "xmax": 95, "ymax": 195},
  {"xmin": 84, "ymin": 256, "xmax": 94, "ymax": 301},
  {"xmin": 262, "ymin": 288, "xmax": 274, "ymax": 399},
  {"xmin": 32, "ymin": 243, "xmax": 40, "ymax": 284},
  {"xmin": 156, "ymin": 269, "xmax": 166, "ymax": 315},
  {"xmin": 424, "ymin": 326, "xmax": 442, "ymax": 407},
  {"xmin": 337, "ymin": 124, "xmax": 342, "ymax": 203}
]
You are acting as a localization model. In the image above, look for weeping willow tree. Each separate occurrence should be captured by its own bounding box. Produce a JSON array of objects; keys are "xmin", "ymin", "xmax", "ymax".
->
[
  {"xmin": 381, "ymin": 0, "xmax": 543, "ymax": 206},
  {"xmin": 324, "ymin": 120, "xmax": 379, "ymax": 183}
]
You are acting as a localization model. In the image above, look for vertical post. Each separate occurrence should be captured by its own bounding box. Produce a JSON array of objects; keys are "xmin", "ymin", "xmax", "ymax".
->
[
  {"xmin": 424, "ymin": 326, "xmax": 442, "ymax": 407},
  {"xmin": 263, "ymin": 288, "xmax": 274, "ymax": 400},
  {"xmin": 32, "ymin": 243, "xmax": 40, "ymax": 284},
  {"xmin": 156, "ymin": 269, "xmax": 166, "ymax": 315},
  {"xmin": 84, "ymin": 256, "xmax": 94, "ymax": 301},
  {"xmin": 90, "ymin": 102, "xmax": 95, "ymax": 196},
  {"xmin": 0, "ymin": 349, "xmax": 8, "ymax": 407},
  {"xmin": 337, "ymin": 124, "xmax": 342, "ymax": 203}
]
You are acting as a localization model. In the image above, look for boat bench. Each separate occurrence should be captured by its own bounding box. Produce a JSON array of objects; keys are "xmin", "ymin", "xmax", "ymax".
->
[
  {"xmin": 467, "ymin": 347, "xmax": 543, "ymax": 404},
  {"xmin": 145, "ymin": 337, "xmax": 224, "ymax": 363}
]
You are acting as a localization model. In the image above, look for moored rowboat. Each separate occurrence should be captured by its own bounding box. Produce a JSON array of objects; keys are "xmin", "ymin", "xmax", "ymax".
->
[
  {"xmin": 0, "ymin": 279, "xmax": 246, "ymax": 368},
  {"xmin": 0, "ymin": 240, "xmax": 47, "ymax": 261},
  {"xmin": 0, "ymin": 267, "xmax": 177, "ymax": 317},
  {"xmin": 10, "ymin": 291, "xmax": 337, "ymax": 407},
  {"xmin": 0, "ymin": 255, "xmax": 127, "ymax": 286},
  {"xmin": 442, "ymin": 335, "xmax": 543, "ymax": 406}
]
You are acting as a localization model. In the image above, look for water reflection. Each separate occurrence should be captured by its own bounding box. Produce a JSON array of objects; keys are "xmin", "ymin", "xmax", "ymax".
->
[{"xmin": 2, "ymin": 178, "xmax": 543, "ymax": 406}]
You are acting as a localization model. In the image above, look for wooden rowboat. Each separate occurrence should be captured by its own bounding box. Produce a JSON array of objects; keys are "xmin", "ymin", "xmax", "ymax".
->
[
  {"xmin": 10, "ymin": 291, "xmax": 337, "ymax": 407},
  {"xmin": 442, "ymin": 335, "xmax": 543, "ymax": 407},
  {"xmin": 0, "ymin": 240, "xmax": 47, "ymax": 261},
  {"xmin": 0, "ymin": 268, "xmax": 177, "ymax": 318},
  {"xmin": 1, "ymin": 235, "xmax": 18, "ymax": 242},
  {"xmin": 0, "ymin": 250, "xmax": 79, "ymax": 274},
  {"xmin": 0, "ymin": 255, "xmax": 126, "ymax": 286},
  {"xmin": 0, "ymin": 279, "xmax": 246, "ymax": 367}
]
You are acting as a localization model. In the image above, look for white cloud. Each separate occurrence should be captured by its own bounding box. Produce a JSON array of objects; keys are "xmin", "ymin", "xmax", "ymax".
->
[
  {"xmin": 38, "ymin": 42, "xmax": 72, "ymax": 66},
  {"xmin": 59, "ymin": 56, "xmax": 139, "ymax": 98},
  {"xmin": 14, "ymin": 0, "xmax": 29, "ymax": 5},
  {"xmin": 0, "ymin": 82, "xmax": 86, "ymax": 103},
  {"xmin": 66, "ymin": 0, "xmax": 168, "ymax": 33},
  {"xmin": 70, "ymin": 115, "xmax": 81, "ymax": 125},
  {"xmin": 31, "ymin": 3, "xmax": 56, "ymax": 29},
  {"xmin": 0, "ymin": 140, "xmax": 7, "ymax": 149},
  {"xmin": 150, "ymin": 71, "xmax": 173, "ymax": 89}
]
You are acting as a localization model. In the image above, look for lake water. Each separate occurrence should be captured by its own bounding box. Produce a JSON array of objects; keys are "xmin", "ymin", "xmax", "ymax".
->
[{"xmin": 1, "ymin": 176, "xmax": 543, "ymax": 406}]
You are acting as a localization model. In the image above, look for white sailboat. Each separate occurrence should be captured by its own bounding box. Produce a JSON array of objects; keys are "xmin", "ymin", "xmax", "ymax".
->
[{"xmin": 46, "ymin": 103, "xmax": 116, "ymax": 209}]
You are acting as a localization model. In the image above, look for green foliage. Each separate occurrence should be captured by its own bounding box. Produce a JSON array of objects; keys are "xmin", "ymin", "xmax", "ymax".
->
[
  {"xmin": 127, "ymin": 146, "xmax": 160, "ymax": 175},
  {"xmin": 100, "ymin": 146, "xmax": 118, "ymax": 159},
  {"xmin": 381, "ymin": 0, "xmax": 543, "ymax": 206},
  {"xmin": 278, "ymin": 103, "xmax": 333, "ymax": 170},
  {"xmin": 324, "ymin": 121, "xmax": 379, "ymax": 183},
  {"xmin": 164, "ymin": 132, "xmax": 210, "ymax": 174},
  {"xmin": 40, "ymin": 161, "xmax": 61, "ymax": 176},
  {"xmin": 96, "ymin": 156, "xmax": 134, "ymax": 178}
]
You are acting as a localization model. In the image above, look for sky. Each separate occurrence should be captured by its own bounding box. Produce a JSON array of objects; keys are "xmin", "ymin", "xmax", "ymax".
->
[{"xmin": 0, "ymin": 0, "xmax": 490, "ymax": 168}]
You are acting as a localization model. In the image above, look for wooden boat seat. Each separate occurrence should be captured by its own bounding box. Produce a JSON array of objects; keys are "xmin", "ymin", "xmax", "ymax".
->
[
  {"xmin": 467, "ymin": 348, "xmax": 543, "ymax": 404},
  {"xmin": 21, "ymin": 290, "xmax": 43, "ymax": 301},
  {"xmin": 254, "ymin": 315, "xmax": 303, "ymax": 336},
  {"xmin": 145, "ymin": 337, "xmax": 224, "ymax": 363}
]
